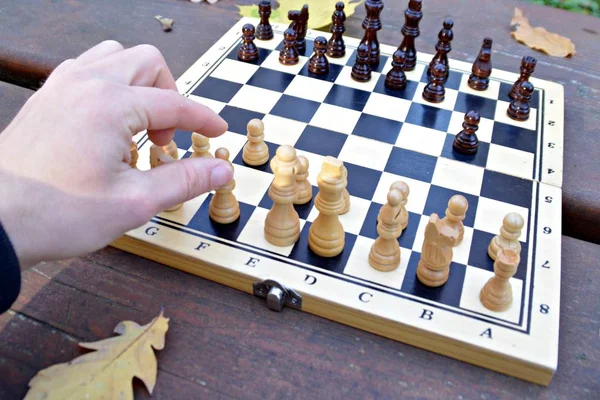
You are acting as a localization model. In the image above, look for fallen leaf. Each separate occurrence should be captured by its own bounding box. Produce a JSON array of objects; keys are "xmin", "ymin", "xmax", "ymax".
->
[
  {"xmin": 24, "ymin": 310, "xmax": 170, "ymax": 400},
  {"xmin": 155, "ymin": 15, "xmax": 174, "ymax": 32},
  {"xmin": 510, "ymin": 7, "xmax": 576, "ymax": 57},
  {"xmin": 237, "ymin": 0, "xmax": 363, "ymax": 30}
]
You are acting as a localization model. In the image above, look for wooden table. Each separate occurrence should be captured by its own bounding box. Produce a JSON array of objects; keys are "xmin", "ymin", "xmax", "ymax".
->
[{"xmin": 0, "ymin": 1, "xmax": 599, "ymax": 398}]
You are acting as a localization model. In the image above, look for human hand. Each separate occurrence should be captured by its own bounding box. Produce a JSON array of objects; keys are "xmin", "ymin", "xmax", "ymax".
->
[{"xmin": 0, "ymin": 40, "xmax": 232, "ymax": 268}]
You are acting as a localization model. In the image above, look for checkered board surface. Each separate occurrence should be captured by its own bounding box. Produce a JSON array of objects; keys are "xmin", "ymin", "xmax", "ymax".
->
[{"xmin": 118, "ymin": 18, "xmax": 564, "ymax": 385}]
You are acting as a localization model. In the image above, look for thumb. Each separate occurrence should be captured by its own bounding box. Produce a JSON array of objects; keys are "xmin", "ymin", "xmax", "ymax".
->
[{"xmin": 141, "ymin": 157, "xmax": 234, "ymax": 213}]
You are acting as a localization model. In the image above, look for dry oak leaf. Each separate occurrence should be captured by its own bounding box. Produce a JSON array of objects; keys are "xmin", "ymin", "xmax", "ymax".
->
[
  {"xmin": 510, "ymin": 7, "xmax": 576, "ymax": 57},
  {"xmin": 24, "ymin": 311, "xmax": 170, "ymax": 400}
]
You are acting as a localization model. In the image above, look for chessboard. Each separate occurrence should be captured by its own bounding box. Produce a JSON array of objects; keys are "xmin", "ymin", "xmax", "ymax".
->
[{"xmin": 112, "ymin": 4, "xmax": 564, "ymax": 386}]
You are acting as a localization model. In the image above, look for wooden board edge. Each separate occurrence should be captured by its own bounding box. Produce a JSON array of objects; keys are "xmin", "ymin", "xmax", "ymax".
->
[{"xmin": 110, "ymin": 236, "xmax": 555, "ymax": 386}]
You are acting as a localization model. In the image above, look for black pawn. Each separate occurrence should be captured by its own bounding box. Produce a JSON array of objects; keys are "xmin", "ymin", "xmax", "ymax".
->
[
  {"xmin": 309, "ymin": 36, "xmax": 329, "ymax": 75},
  {"xmin": 422, "ymin": 63, "xmax": 446, "ymax": 103},
  {"xmin": 385, "ymin": 49, "xmax": 407, "ymax": 90},
  {"xmin": 351, "ymin": 43, "xmax": 372, "ymax": 82},
  {"xmin": 453, "ymin": 110, "xmax": 480, "ymax": 155},
  {"xmin": 238, "ymin": 24, "xmax": 258, "ymax": 62},
  {"xmin": 257, "ymin": 0, "xmax": 274, "ymax": 40},
  {"xmin": 507, "ymin": 81, "xmax": 533, "ymax": 121},
  {"xmin": 327, "ymin": 2, "xmax": 346, "ymax": 58},
  {"xmin": 279, "ymin": 28, "xmax": 299, "ymax": 66}
]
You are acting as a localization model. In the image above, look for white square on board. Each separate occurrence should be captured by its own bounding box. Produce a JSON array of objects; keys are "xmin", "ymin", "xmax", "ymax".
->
[
  {"xmin": 395, "ymin": 123, "xmax": 447, "ymax": 157},
  {"xmin": 209, "ymin": 58, "xmax": 260, "ymax": 84},
  {"xmin": 284, "ymin": 74, "xmax": 334, "ymax": 103},
  {"xmin": 431, "ymin": 158, "xmax": 485, "ymax": 196},
  {"xmin": 494, "ymin": 101, "xmax": 537, "ymax": 131},
  {"xmin": 309, "ymin": 103, "xmax": 362, "ymax": 134},
  {"xmin": 338, "ymin": 134, "xmax": 393, "ymax": 171},
  {"xmin": 232, "ymin": 165, "xmax": 274, "ymax": 206},
  {"xmin": 413, "ymin": 82, "xmax": 459, "ymax": 111},
  {"xmin": 261, "ymin": 51, "xmax": 309, "ymax": 75},
  {"xmin": 255, "ymin": 33, "xmax": 285, "ymax": 50},
  {"xmin": 158, "ymin": 193, "xmax": 210, "ymax": 226},
  {"xmin": 486, "ymin": 144, "xmax": 535, "ymax": 181},
  {"xmin": 307, "ymin": 195, "xmax": 371, "ymax": 236},
  {"xmin": 372, "ymin": 172, "xmax": 431, "ymax": 215},
  {"xmin": 474, "ymin": 197, "xmax": 529, "ymax": 241},
  {"xmin": 448, "ymin": 111, "xmax": 494, "ymax": 143},
  {"xmin": 188, "ymin": 95, "xmax": 227, "ymax": 115},
  {"xmin": 206, "ymin": 130, "xmax": 247, "ymax": 161},
  {"xmin": 381, "ymin": 62, "xmax": 426, "ymax": 83},
  {"xmin": 334, "ymin": 65, "xmax": 380, "ymax": 92},
  {"xmin": 229, "ymin": 85, "xmax": 282, "ymax": 114},
  {"xmin": 458, "ymin": 74, "xmax": 501, "ymax": 100},
  {"xmin": 363, "ymin": 92, "xmax": 413, "ymax": 122},
  {"xmin": 261, "ymin": 114, "xmax": 307, "ymax": 147}
]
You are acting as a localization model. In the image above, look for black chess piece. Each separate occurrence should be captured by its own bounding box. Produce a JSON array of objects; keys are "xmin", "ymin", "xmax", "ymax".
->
[
  {"xmin": 427, "ymin": 19, "xmax": 454, "ymax": 82},
  {"xmin": 468, "ymin": 38, "xmax": 493, "ymax": 91},
  {"xmin": 423, "ymin": 63, "xmax": 446, "ymax": 103},
  {"xmin": 279, "ymin": 28, "xmax": 299, "ymax": 65},
  {"xmin": 351, "ymin": 43, "xmax": 372, "ymax": 82},
  {"xmin": 507, "ymin": 81, "xmax": 533, "ymax": 121},
  {"xmin": 327, "ymin": 2, "xmax": 346, "ymax": 58},
  {"xmin": 397, "ymin": 0, "xmax": 423, "ymax": 71},
  {"xmin": 509, "ymin": 56, "xmax": 537, "ymax": 100},
  {"xmin": 359, "ymin": 0, "xmax": 384, "ymax": 66},
  {"xmin": 309, "ymin": 36, "xmax": 329, "ymax": 75},
  {"xmin": 238, "ymin": 24, "xmax": 259, "ymax": 62},
  {"xmin": 288, "ymin": 5, "xmax": 309, "ymax": 54},
  {"xmin": 453, "ymin": 110, "xmax": 480, "ymax": 155},
  {"xmin": 256, "ymin": 0, "xmax": 274, "ymax": 40},
  {"xmin": 385, "ymin": 49, "xmax": 407, "ymax": 90}
]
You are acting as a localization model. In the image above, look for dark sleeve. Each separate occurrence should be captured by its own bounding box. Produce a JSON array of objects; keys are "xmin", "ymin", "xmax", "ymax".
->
[{"xmin": 0, "ymin": 220, "xmax": 21, "ymax": 313}]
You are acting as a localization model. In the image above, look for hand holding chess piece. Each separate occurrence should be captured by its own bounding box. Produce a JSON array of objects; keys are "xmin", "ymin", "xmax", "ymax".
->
[{"xmin": 209, "ymin": 148, "xmax": 240, "ymax": 224}]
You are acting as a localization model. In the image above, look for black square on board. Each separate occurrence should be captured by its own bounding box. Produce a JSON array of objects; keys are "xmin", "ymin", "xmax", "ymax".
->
[
  {"xmin": 481, "ymin": 170, "xmax": 533, "ymax": 209},
  {"xmin": 258, "ymin": 186, "xmax": 317, "ymax": 221},
  {"xmin": 295, "ymin": 126, "xmax": 347, "ymax": 158},
  {"xmin": 441, "ymin": 133, "xmax": 490, "ymax": 169},
  {"xmin": 344, "ymin": 162, "xmax": 382, "ymax": 201},
  {"xmin": 400, "ymin": 251, "xmax": 466, "ymax": 308},
  {"xmin": 173, "ymin": 129, "xmax": 194, "ymax": 151},
  {"xmin": 490, "ymin": 121, "xmax": 537, "ymax": 154},
  {"xmin": 324, "ymin": 84, "xmax": 372, "ymax": 112},
  {"xmin": 467, "ymin": 229, "xmax": 528, "ymax": 281},
  {"xmin": 374, "ymin": 75, "xmax": 420, "ymax": 101},
  {"xmin": 499, "ymin": 82, "xmax": 541, "ymax": 107},
  {"xmin": 385, "ymin": 147, "xmax": 438, "ymax": 183},
  {"xmin": 192, "ymin": 77, "xmax": 243, "ymax": 103},
  {"xmin": 219, "ymin": 106, "xmax": 265, "ymax": 135},
  {"xmin": 187, "ymin": 195, "xmax": 254, "ymax": 242},
  {"xmin": 352, "ymin": 113, "xmax": 403, "ymax": 145},
  {"xmin": 246, "ymin": 68, "xmax": 295, "ymax": 92},
  {"xmin": 299, "ymin": 62, "xmax": 344, "ymax": 83},
  {"xmin": 423, "ymin": 185, "xmax": 479, "ymax": 228},
  {"xmin": 454, "ymin": 93, "xmax": 497, "ymax": 120},
  {"xmin": 405, "ymin": 103, "xmax": 452, "ymax": 132},
  {"xmin": 232, "ymin": 140, "xmax": 280, "ymax": 174},
  {"xmin": 270, "ymin": 94, "xmax": 321, "ymax": 123}
]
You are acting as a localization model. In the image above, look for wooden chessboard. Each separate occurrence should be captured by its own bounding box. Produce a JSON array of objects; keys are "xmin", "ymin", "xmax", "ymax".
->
[{"xmin": 111, "ymin": 17, "xmax": 564, "ymax": 385}]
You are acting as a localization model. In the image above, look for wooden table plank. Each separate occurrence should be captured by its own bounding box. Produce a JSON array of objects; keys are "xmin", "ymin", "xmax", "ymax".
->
[
  {"xmin": 1, "ymin": 235, "xmax": 598, "ymax": 399},
  {"xmin": 0, "ymin": 82, "xmax": 32, "ymax": 132},
  {"xmin": 0, "ymin": 0, "xmax": 598, "ymax": 243}
]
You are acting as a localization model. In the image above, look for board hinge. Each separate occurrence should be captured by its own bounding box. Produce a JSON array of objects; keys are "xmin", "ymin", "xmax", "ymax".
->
[{"xmin": 252, "ymin": 279, "xmax": 302, "ymax": 312}]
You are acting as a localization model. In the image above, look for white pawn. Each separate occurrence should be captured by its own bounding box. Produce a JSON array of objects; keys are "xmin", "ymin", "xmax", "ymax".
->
[
  {"xmin": 480, "ymin": 248, "xmax": 520, "ymax": 312},
  {"xmin": 441, "ymin": 195, "xmax": 468, "ymax": 246},
  {"xmin": 209, "ymin": 148, "xmax": 240, "ymax": 224},
  {"xmin": 242, "ymin": 119, "xmax": 269, "ymax": 166},
  {"xmin": 191, "ymin": 132, "xmax": 213, "ymax": 158},
  {"xmin": 378, "ymin": 181, "xmax": 409, "ymax": 230},
  {"xmin": 488, "ymin": 213, "xmax": 524, "ymax": 260},
  {"xmin": 294, "ymin": 155, "xmax": 312, "ymax": 205},
  {"xmin": 129, "ymin": 140, "xmax": 138, "ymax": 168},
  {"xmin": 369, "ymin": 188, "xmax": 403, "ymax": 272},
  {"xmin": 339, "ymin": 165, "xmax": 350, "ymax": 215}
]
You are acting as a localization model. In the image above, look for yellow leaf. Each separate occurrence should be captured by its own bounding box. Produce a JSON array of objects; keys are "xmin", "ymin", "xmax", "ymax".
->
[
  {"xmin": 237, "ymin": 0, "xmax": 364, "ymax": 30},
  {"xmin": 24, "ymin": 310, "xmax": 170, "ymax": 400},
  {"xmin": 510, "ymin": 7, "xmax": 576, "ymax": 58}
]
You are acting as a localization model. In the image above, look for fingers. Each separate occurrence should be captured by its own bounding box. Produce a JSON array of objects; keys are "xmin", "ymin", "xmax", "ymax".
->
[
  {"xmin": 75, "ymin": 40, "xmax": 125, "ymax": 65},
  {"xmin": 125, "ymin": 86, "xmax": 228, "ymax": 139},
  {"xmin": 147, "ymin": 128, "xmax": 176, "ymax": 147},
  {"xmin": 140, "ymin": 157, "xmax": 233, "ymax": 213}
]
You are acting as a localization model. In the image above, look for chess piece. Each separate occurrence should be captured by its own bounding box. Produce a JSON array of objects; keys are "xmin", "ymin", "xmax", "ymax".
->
[
  {"xmin": 397, "ymin": 0, "xmax": 423, "ymax": 71},
  {"xmin": 265, "ymin": 146, "xmax": 300, "ymax": 247},
  {"xmin": 488, "ymin": 213, "xmax": 524, "ymax": 260},
  {"xmin": 238, "ymin": 24, "xmax": 259, "ymax": 62},
  {"xmin": 294, "ymin": 155, "xmax": 312, "ymax": 205},
  {"xmin": 256, "ymin": 0, "xmax": 274, "ymax": 40},
  {"xmin": 441, "ymin": 195, "xmax": 468, "ymax": 246},
  {"xmin": 340, "ymin": 165, "xmax": 350, "ymax": 215},
  {"xmin": 351, "ymin": 43, "xmax": 372, "ymax": 82},
  {"xmin": 129, "ymin": 140, "xmax": 138, "ymax": 168},
  {"xmin": 308, "ymin": 157, "xmax": 347, "ymax": 257},
  {"xmin": 279, "ymin": 28, "xmax": 299, "ymax": 65},
  {"xmin": 453, "ymin": 110, "xmax": 480, "ymax": 155},
  {"xmin": 468, "ymin": 38, "xmax": 493, "ymax": 91},
  {"xmin": 288, "ymin": 5, "xmax": 309, "ymax": 54},
  {"xmin": 209, "ymin": 148, "xmax": 240, "ymax": 224},
  {"xmin": 480, "ymin": 248, "xmax": 520, "ymax": 312},
  {"xmin": 385, "ymin": 49, "xmax": 407, "ymax": 90},
  {"xmin": 242, "ymin": 119, "xmax": 269, "ymax": 166},
  {"xmin": 509, "ymin": 56, "xmax": 536, "ymax": 100},
  {"xmin": 416, "ymin": 213, "xmax": 458, "ymax": 287},
  {"xmin": 327, "ymin": 2, "xmax": 346, "ymax": 58},
  {"xmin": 359, "ymin": 0, "xmax": 384, "ymax": 66},
  {"xmin": 369, "ymin": 188, "xmax": 403, "ymax": 272},
  {"xmin": 308, "ymin": 36, "xmax": 329, "ymax": 75},
  {"xmin": 191, "ymin": 132, "xmax": 213, "ymax": 158},
  {"xmin": 377, "ymin": 181, "xmax": 409, "ymax": 231},
  {"xmin": 270, "ymin": 144, "xmax": 298, "ymax": 179},
  {"xmin": 164, "ymin": 140, "xmax": 179, "ymax": 160},
  {"xmin": 507, "ymin": 81, "xmax": 533, "ymax": 121},
  {"xmin": 422, "ymin": 63, "xmax": 446, "ymax": 103},
  {"xmin": 427, "ymin": 19, "xmax": 453, "ymax": 82}
]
